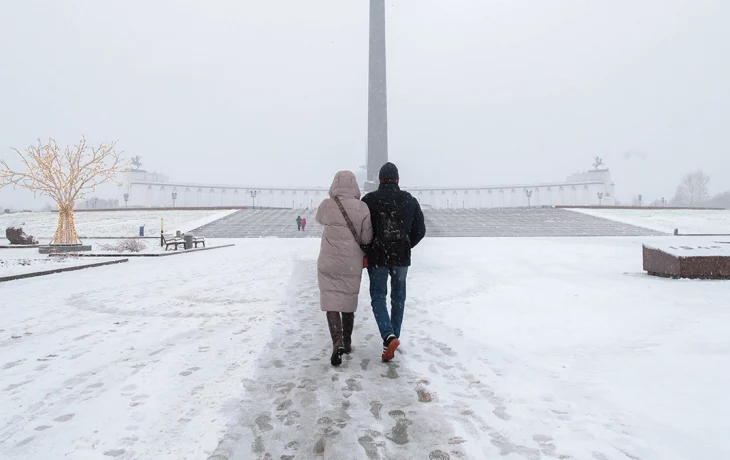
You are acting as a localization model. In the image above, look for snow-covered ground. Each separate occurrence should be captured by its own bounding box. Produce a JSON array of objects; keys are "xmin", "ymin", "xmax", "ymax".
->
[
  {"xmin": 569, "ymin": 208, "xmax": 730, "ymax": 234},
  {"xmin": 0, "ymin": 239, "xmax": 218, "ymax": 278},
  {"xmin": 0, "ymin": 254, "xmax": 93, "ymax": 278},
  {"xmin": 0, "ymin": 209, "xmax": 237, "ymax": 242},
  {"xmin": 2, "ymin": 237, "xmax": 729, "ymax": 460}
]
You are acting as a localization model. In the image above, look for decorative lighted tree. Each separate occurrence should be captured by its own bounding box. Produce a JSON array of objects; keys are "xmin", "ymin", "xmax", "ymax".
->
[{"xmin": 0, "ymin": 137, "xmax": 125, "ymax": 245}]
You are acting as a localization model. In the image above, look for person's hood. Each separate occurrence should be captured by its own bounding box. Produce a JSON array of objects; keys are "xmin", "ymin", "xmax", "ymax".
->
[{"xmin": 329, "ymin": 171, "xmax": 361, "ymax": 199}]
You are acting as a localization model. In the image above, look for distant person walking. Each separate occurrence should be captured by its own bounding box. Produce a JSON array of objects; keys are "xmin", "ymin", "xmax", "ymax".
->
[
  {"xmin": 316, "ymin": 171, "xmax": 373, "ymax": 366},
  {"xmin": 362, "ymin": 162, "xmax": 426, "ymax": 362},
  {"xmin": 296, "ymin": 215, "xmax": 302, "ymax": 231},
  {"xmin": 301, "ymin": 217, "xmax": 307, "ymax": 231}
]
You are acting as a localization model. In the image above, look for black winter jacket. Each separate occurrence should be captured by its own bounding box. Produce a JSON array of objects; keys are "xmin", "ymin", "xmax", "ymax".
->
[{"xmin": 361, "ymin": 182, "xmax": 426, "ymax": 267}]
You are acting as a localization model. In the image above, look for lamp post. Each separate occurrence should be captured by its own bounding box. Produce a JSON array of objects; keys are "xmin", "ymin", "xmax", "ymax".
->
[
  {"xmin": 250, "ymin": 190, "xmax": 259, "ymax": 209},
  {"xmin": 661, "ymin": 197, "xmax": 666, "ymax": 207},
  {"xmin": 123, "ymin": 193, "xmax": 129, "ymax": 208},
  {"xmin": 638, "ymin": 194, "xmax": 643, "ymax": 207},
  {"xmin": 597, "ymin": 192, "xmax": 604, "ymax": 206},
  {"xmin": 525, "ymin": 190, "xmax": 533, "ymax": 207},
  {"xmin": 172, "ymin": 191, "xmax": 178, "ymax": 208}
]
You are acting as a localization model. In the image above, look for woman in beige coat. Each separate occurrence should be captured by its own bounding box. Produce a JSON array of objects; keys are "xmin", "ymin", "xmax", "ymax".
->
[{"xmin": 316, "ymin": 171, "xmax": 373, "ymax": 366}]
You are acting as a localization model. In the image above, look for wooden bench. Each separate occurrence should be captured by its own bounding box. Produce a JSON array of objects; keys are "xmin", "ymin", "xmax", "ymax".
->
[
  {"xmin": 191, "ymin": 235, "xmax": 205, "ymax": 248},
  {"xmin": 162, "ymin": 233, "xmax": 185, "ymax": 251}
]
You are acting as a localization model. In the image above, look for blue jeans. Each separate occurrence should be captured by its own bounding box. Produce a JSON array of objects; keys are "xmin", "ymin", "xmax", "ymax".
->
[{"xmin": 368, "ymin": 266, "xmax": 409, "ymax": 341}]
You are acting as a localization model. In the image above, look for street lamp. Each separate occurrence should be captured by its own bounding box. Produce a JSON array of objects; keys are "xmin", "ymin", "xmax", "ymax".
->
[
  {"xmin": 525, "ymin": 190, "xmax": 533, "ymax": 207},
  {"xmin": 172, "ymin": 191, "xmax": 178, "ymax": 208},
  {"xmin": 638, "ymin": 194, "xmax": 643, "ymax": 207},
  {"xmin": 250, "ymin": 190, "xmax": 259, "ymax": 208},
  {"xmin": 597, "ymin": 192, "xmax": 604, "ymax": 206},
  {"xmin": 661, "ymin": 197, "xmax": 666, "ymax": 207}
]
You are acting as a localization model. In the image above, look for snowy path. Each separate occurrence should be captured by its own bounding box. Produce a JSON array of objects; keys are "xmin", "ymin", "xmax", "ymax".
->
[
  {"xmin": 2, "ymin": 237, "xmax": 729, "ymax": 459},
  {"xmin": 208, "ymin": 258, "xmax": 568, "ymax": 460}
]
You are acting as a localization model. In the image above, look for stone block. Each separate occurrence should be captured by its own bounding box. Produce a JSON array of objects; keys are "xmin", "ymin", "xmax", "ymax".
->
[
  {"xmin": 643, "ymin": 243, "xmax": 730, "ymax": 279},
  {"xmin": 39, "ymin": 244, "xmax": 93, "ymax": 254},
  {"xmin": 6, "ymin": 225, "xmax": 38, "ymax": 245}
]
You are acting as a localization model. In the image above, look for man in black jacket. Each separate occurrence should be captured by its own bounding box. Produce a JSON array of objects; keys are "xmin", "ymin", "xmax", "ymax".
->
[{"xmin": 362, "ymin": 162, "xmax": 426, "ymax": 362}]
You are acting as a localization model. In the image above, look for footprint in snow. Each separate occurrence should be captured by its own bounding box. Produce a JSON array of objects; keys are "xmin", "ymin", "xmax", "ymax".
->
[
  {"xmin": 179, "ymin": 367, "xmax": 201, "ymax": 377},
  {"xmin": 386, "ymin": 410, "xmax": 412, "ymax": 445}
]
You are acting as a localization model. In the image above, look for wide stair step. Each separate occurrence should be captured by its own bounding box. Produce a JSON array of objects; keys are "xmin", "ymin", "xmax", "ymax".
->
[{"xmin": 192, "ymin": 208, "xmax": 665, "ymax": 238}]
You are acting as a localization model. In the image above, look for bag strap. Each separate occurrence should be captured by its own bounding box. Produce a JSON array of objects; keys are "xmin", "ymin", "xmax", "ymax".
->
[{"xmin": 333, "ymin": 196, "xmax": 363, "ymax": 246}]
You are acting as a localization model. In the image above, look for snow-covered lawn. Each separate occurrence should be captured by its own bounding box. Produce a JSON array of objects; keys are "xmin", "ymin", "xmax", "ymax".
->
[
  {"xmin": 0, "ymin": 209, "xmax": 237, "ymax": 242},
  {"xmin": 0, "ymin": 254, "xmax": 93, "ymax": 278},
  {"xmin": 1, "ymin": 240, "xmax": 218, "ymax": 278},
  {"xmin": 568, "ymin": 208, "xmax": 730, "ymax": 234},
  {"xmin": 1, "ymin": 237, "xmax": 729, "ymax": 460}
]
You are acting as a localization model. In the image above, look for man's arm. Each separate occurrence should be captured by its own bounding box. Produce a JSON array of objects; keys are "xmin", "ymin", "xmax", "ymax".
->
[
  {"xmin": 409, "ymin": 198, "xmax": 426, "ymax": 248},
  {"xmin": 361, "ymin": 193, "xmax": 379, "ymax": 244}
]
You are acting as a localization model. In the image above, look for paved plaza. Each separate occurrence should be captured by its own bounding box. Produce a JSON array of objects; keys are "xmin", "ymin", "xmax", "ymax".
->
[{"xmin": 192, "ymin": 208, "xmax": 665, "ymax": 239}]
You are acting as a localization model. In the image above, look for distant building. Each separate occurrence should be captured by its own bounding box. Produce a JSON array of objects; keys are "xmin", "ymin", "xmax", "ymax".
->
[{"xmin": 117, "ymin": 167, "xmax": 616, "ymax": 209}]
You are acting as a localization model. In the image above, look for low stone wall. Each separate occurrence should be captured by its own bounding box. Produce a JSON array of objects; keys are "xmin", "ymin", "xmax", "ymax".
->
[
  {"xmin": 558, "ymin": 205, "xmax": 725, "ymax": 211},
  {"xmin": 0, "ymin": 259, "xmax": 129, "ymax": 283},
  {"xmin": 38, "ymin": 245, "xmax": 92, "ymax": 254}
]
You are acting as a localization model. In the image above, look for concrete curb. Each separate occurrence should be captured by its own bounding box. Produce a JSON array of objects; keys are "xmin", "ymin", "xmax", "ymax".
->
[
  {"xmin": 0, "ymin": 259, "xmax": 129, "ymax": 283},
  {"xmin": 47, "ymin": 244, "xmax": 236, "ymax": 258}
]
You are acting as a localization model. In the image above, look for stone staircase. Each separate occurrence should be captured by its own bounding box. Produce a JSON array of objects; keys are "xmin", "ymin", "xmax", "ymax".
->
[
  {"xmin": 192, "ymin": 208, "xmax": 322, "ymax": 238},
  {"xmin": 424, "ymin": 208, "xmax": 664, "ymax": 237},
  {"xmin": 192, "ymin": 207, "xmax": 665, "ymax": 238}
]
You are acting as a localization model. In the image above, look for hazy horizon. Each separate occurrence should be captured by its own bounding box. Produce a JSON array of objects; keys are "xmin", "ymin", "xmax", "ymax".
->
[{"xmin": 2, "ymin": 0, "xmax": 729, "ymax": 209}]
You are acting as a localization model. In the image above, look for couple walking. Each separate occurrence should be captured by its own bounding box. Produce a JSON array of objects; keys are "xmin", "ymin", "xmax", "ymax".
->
[
  {"xmin": 296, "ymin": 216, "xmax": 307, "ymax": 231},
  {"xmin": 316, "ymin": 163, "xmax": 426, "ymax": 366}
]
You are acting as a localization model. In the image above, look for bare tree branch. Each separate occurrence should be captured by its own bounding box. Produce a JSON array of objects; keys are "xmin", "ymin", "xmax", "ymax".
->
[
  {"xmin": 672, "ymin": 170, "xmax": 710, "ymax": 205},
  {"xmin": 0, "ymin": 137, "xmax": 127, "ymax": 244}
]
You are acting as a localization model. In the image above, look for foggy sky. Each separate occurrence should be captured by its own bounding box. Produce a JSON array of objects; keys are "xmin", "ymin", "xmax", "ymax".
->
[{"xmin": 1, "ymin": 0, "xmax": 729, "ymax": 209}]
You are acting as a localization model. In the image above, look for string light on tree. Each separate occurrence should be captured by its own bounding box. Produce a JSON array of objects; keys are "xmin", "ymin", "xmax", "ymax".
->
[{"xmin": 0, "ymin": 137, "xmax": 126, "ymax": 245}]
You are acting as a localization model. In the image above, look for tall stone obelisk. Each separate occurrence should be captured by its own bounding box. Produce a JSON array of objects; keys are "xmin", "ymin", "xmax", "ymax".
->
[{"xmin": 365, "ymin": 0, "xmax": 388, "ymax": 192}]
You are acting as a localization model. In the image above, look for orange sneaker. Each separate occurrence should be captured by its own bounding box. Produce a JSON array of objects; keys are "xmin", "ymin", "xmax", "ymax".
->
[{"xmin": 381, "ymin": 336, "xmax": 400, "ymax": 362}]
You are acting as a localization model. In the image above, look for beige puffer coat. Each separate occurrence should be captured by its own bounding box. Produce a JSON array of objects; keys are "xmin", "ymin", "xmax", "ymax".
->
[{"xmin": 316, "ymin": 171, "xmax": 373, "ymax": 313}]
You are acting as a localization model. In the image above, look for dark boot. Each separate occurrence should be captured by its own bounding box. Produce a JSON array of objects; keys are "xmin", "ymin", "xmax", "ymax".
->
[
  {"xmin": 342, "ymin": 313, "xmax": 354, "ymax": 354},
  {"xmin": 326, "ymin": 312, "xmax": 345, "ymax": 366}
]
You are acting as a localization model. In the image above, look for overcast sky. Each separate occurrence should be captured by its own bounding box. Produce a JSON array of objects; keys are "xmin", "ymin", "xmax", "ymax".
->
[{"xmin": 1, "ymin": 0, "xmax": 728, "ymax": 208}]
